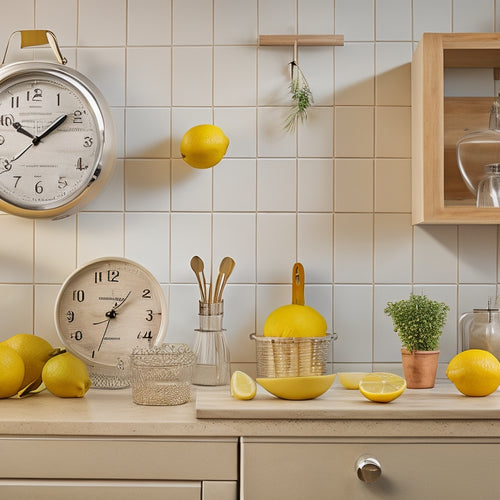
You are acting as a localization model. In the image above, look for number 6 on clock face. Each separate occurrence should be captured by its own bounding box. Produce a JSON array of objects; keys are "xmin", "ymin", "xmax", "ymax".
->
[{"xmin": 0, "ymin": 61, "xmax": 116, "ymax": 219}]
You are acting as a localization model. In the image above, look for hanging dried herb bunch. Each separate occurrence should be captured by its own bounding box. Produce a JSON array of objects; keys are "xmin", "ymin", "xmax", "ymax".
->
[{"xmin": 284, "ymin": 59, "xmax": 314, "ymax": 133}]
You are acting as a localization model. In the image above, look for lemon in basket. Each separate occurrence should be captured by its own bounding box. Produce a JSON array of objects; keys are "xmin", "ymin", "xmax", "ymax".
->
[{"xmin": 263, "ymin": 263, "xmax": 327, "ymax": 338}]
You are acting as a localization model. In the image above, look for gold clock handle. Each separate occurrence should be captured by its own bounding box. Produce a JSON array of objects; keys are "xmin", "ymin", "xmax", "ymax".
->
[{"xmin": 1, "ymin": 30, "xmax": 67, "ymax": 66}]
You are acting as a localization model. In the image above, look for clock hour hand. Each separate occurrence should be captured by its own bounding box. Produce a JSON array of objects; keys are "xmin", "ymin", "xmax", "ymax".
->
[
  {"xmin": 12, "ymin": 122, "xmax": 35, "ymax": 140},
  {"xmin": 32, "ymin": 114, "xmax": 67, "ymax": 145}
]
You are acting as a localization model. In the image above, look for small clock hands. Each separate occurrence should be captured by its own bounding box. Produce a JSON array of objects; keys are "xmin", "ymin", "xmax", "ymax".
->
[
  {"xmin": 12, "ymin": 114, "xmax": 67, "ymax": 146},
  {"xmin": 93, "ymin": 291, "xmax": 132, "ymax": 352},
  {"xmin": 13, "ymin": 121, "xmax": 35, "ymax": 139},
  {"xmin": 34, "ymin": 114, "xmax": 67, "ymax": 144}
]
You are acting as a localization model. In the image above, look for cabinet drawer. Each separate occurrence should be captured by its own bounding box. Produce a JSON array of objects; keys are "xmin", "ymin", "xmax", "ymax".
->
[
  {"xmin": 0, "ymin": 437, "xmax": 237, "ymax": 481},
  {"xmin": 242, "ymin": 439, "xmax": 499, "ymax": 500},
  {"xmin": 0, "ymin": 480, "xmax": 200, "ymax": 500}
]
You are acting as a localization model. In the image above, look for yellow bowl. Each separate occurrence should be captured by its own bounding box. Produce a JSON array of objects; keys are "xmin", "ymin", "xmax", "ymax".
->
[
  {"xmin": 337, "ymin": 372, "xmax": 369, "ymax": 390},
  {"xmin": 256, "ymin": 374, "xmax": 336, "ymax": 400}
]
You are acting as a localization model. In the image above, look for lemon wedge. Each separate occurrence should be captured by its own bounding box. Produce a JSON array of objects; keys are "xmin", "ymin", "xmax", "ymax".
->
[
  {"xmin": 337, "ymin": 372, "xmax": 369, "ymax": 390},
  {"xmin": 358, "ymin": 372, "xmax": 406, "ymax": 403},
  {"xmin": 230, "ymin": 371, "xmax": 257, "ymax": 400},
  {"xmin": 256, "ymin": 374, "xmax": 335, "ymax": 400}
]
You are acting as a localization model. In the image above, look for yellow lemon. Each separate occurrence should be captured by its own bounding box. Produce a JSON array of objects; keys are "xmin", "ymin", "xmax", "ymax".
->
[
  {"xmin": 42, "ymin": 352, "xmax": 91, "ymax": 398},
  {"xmin": 257, "ymin": 374, "xmax": 335, "ymax": 400},
  {"xmin": 0, "ymin": 344, "xmax": 25, "ymax": 398},
  {"xmin": 2, "ymin": 333, "xmax": 58, "ymax": 390},
  {"xmin": 180, "ymin": 124, "xmax": 229, "ymax": 169},
  {"xmin": 337, "ymin": 372, "xmax": 369, "ymax": 390},
  {"xmin": 446, "ymin": 349, "xmax": 500, "ymax": 397},
  {"xmin": 230, "ymin": 370, "xmax": 257, "ymax": 400},
  {"xmin": 263, "ymin": 304, "xmax": 327, "ymax": 338},
  {"xmin": 358, "ymin": 372, "xmax": 407, "ymax": 403}
]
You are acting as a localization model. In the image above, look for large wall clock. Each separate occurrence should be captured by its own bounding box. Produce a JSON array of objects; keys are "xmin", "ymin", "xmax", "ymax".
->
[{"xmin": 0, "ymin": 30, "xmax": 116, "ymax": 219}]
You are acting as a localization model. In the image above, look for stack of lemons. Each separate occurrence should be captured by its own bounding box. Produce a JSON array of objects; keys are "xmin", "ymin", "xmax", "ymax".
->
[{"xmin": 0, "ymin": 333, "xmax": 90, "ymax": 398}]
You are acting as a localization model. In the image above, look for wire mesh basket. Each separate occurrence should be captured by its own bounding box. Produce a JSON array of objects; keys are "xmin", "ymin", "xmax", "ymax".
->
[{"xmin": 251, "ymin": 333, "xmax": 335, "ymax": 378}]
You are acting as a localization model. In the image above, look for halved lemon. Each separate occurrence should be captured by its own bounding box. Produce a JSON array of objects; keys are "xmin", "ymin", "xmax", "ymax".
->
[
  {"xmin": 230, "ymin": 370, "xmax": 257, "ymax": 400},
  {"xmin": 256, "ymin": 374, "xmax": 336, "ymax": 400},
  {"xmin": 337, "ymin": 372, "xmax": 369, "ymax": 389},
  {"xmin": 358, "ymin": 372, "xmax": 406, "ymax": 403}
]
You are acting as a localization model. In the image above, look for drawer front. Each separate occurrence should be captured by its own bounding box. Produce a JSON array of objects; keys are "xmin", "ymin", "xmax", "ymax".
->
[
  {"xmin": 0, "ymin": 480, "xmax": 200, "ymax": 500},
  {"xmin": 0, "ymin": 438, "xmax": 237, "ymax": 481},
  {"xmin": 242, "ymin": 440, "xmax": 499, "ymax": 500}
]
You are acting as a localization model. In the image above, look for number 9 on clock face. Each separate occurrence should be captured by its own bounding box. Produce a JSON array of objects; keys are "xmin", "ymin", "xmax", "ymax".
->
[
  {"xmin": 54, "ymin": 257, "xmax": 168, "ymax": 389},
  {"xmin": 0, "ymin": 61, "xmax": 115, "ymax": 219}
]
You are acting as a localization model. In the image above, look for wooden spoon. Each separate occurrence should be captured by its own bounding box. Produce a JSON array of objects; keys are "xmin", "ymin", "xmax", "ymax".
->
[
  {"xmin": 190, "ymin": 256, "xmax": 207, "ymax": 302},
  {"xmin": 215, "ymin": 256, "xmax": 236, "ymax": 302}
]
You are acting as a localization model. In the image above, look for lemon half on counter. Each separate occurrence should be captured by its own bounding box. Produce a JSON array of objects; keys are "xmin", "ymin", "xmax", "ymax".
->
[{"xmin": 256, "ymin": 374, "xmax": 336, "ymax": 400}]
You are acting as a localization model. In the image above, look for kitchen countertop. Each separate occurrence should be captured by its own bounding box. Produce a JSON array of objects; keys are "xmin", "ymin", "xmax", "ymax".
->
[{"xmin": 2, "ymin": 381, "xmax": 500, "ymax": 439}]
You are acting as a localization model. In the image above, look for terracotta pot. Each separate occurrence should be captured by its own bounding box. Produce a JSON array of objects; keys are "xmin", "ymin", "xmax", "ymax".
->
[{"xmin": 401, "ymin": 349, "xmax": 439, "ymax": 389}]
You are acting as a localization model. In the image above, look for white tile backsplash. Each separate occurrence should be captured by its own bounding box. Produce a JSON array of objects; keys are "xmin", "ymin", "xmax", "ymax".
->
[{"xmin": 0, "ymin": 0, "xmax": 495, "ymax": 371}]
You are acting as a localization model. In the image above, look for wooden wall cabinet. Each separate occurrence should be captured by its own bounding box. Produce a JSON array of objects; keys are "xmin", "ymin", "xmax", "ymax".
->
[{"xmin": 412, "ymin": 32, "xmax": 500, "ymax": 224}]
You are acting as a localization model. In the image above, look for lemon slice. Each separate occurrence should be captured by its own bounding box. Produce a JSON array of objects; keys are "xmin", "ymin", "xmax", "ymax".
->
[
  {"xmin": 337, "ymin": 372, "xmax": 369, "ymax": 389},
  {"xmin": 230, "ymin": 371, "xmax": 257, "ymax": 400},
  {"xmin": 358, "ymin": 372, "xmax": 406, "ymax": 403}
]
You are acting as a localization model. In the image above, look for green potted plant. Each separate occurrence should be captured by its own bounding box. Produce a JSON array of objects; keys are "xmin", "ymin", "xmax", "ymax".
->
[{"xmin": 384, "ymin": 293, "xmax": 449, "ymax": 388}]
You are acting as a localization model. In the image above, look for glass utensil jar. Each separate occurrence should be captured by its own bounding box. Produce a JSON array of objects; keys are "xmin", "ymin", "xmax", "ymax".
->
[
  {"xmin": 192, "ymin": 301, "xmax": 230, "ymax": 386},
  {"xmin": 476, "ymin": 163, "xmax": 500, "ymax": 207}
]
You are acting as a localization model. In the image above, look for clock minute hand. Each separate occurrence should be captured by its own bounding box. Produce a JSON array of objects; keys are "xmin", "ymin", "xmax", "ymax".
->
[{"xmin": 33, "ymin": 114, "xmax": 67, "ymax": 145}]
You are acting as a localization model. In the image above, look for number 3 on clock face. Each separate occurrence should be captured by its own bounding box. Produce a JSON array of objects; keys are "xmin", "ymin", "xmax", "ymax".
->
[{"xmin": 0, "ymin": 61, "xmax": 116, "ymax": 219}]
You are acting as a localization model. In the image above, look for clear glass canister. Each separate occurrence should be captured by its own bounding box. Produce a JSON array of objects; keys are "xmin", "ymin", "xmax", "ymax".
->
[
  {"xmin": 130, "ymin": 343, "xmax": 195, "ymax": 406},
  {"xmin": 476, "ymin": 163, "xmax": 500, "ymax": 207},
  {"xmin": 192, "ymin": 301, "xmax": 230, "ymax": 386}
]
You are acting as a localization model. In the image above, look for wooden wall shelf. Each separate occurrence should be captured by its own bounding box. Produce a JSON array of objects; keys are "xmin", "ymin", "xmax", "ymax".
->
[
  {"xmin": 258, "ymin": 34, "xmax": 344, "ymax": 46},
  {"xmin": 412, "ymin": 32, "xmax": 500, "ymax": 224}
]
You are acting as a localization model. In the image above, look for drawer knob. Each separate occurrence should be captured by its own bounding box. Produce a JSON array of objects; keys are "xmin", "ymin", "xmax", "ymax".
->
[{"xmin": 356, "ymin": 455, "xmax": 382, "ymax": 483}]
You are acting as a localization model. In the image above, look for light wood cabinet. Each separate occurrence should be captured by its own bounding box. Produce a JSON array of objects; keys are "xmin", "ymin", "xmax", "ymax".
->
[
  {"xmin": 0, "ymin": 436, "xmax": 238, "ymax": 500},
  {"xmin": 412, "ymin": 32, "xmax": 500, "ymax": 224},
  {"xmin": 241, "ymin": 437, "xmax": 499, "ymax": 500}
]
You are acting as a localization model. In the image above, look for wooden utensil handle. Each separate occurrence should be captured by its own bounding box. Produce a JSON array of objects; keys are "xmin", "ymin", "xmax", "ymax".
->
[{"xmin": 292, "ymin": 262, "xmax": 305, "ymax": 305}]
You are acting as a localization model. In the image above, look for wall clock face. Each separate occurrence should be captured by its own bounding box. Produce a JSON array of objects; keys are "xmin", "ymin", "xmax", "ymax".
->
[
  {"xmin": 0, "ymin": 61, "xmax": 116, "ymax": 219},
  {"xmin": 54, "ymin": 257, "xmax": 168, "ymax": 389}
]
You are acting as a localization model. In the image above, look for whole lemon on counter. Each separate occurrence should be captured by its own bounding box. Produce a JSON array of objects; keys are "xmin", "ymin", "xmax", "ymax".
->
[
  {"xmin": 2, "ymin": 333, "xmax": 58, "ymax": 390},
  {"xmin": 263, "ymin": 304, "xmax": 327, "ymax": 338},
  {"xmin": 0, "ymin": 344, "xmax": 25, "ymax": 398},
  {"xmin": 180, "ymin": 124, "xmax": 229, "ymax": 169},
  {"xmin": 446, "ymin": 349, "xmax": 500, "ymax": 397},
  {"xmin": 42, "ymin": 352, "xmax": 91, "ymax": 398}
]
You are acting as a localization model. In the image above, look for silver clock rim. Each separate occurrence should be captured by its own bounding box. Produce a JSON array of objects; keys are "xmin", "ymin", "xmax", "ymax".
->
[
  {"xmin": 54, "ymin": 256, "xmax": 168, "ymax": 369},
  {"xmin": 0, "ymin": 60, "xmax": 116, "ymax": 218}
]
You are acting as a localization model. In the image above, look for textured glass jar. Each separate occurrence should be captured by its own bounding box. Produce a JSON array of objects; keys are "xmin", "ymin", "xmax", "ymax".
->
[{"xmin": 130, "ymin": 344, "xmax": 195, "ymax": 406}]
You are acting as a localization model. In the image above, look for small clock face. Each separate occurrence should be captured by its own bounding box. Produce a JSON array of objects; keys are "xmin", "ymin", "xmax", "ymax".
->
[
  {"xmin": 0, "ymin": 71, "xmax": 102, "ymax": 209},
  {"xmin": 55, "ymin": 258, "xmax": 168, "ymax": 368}
]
